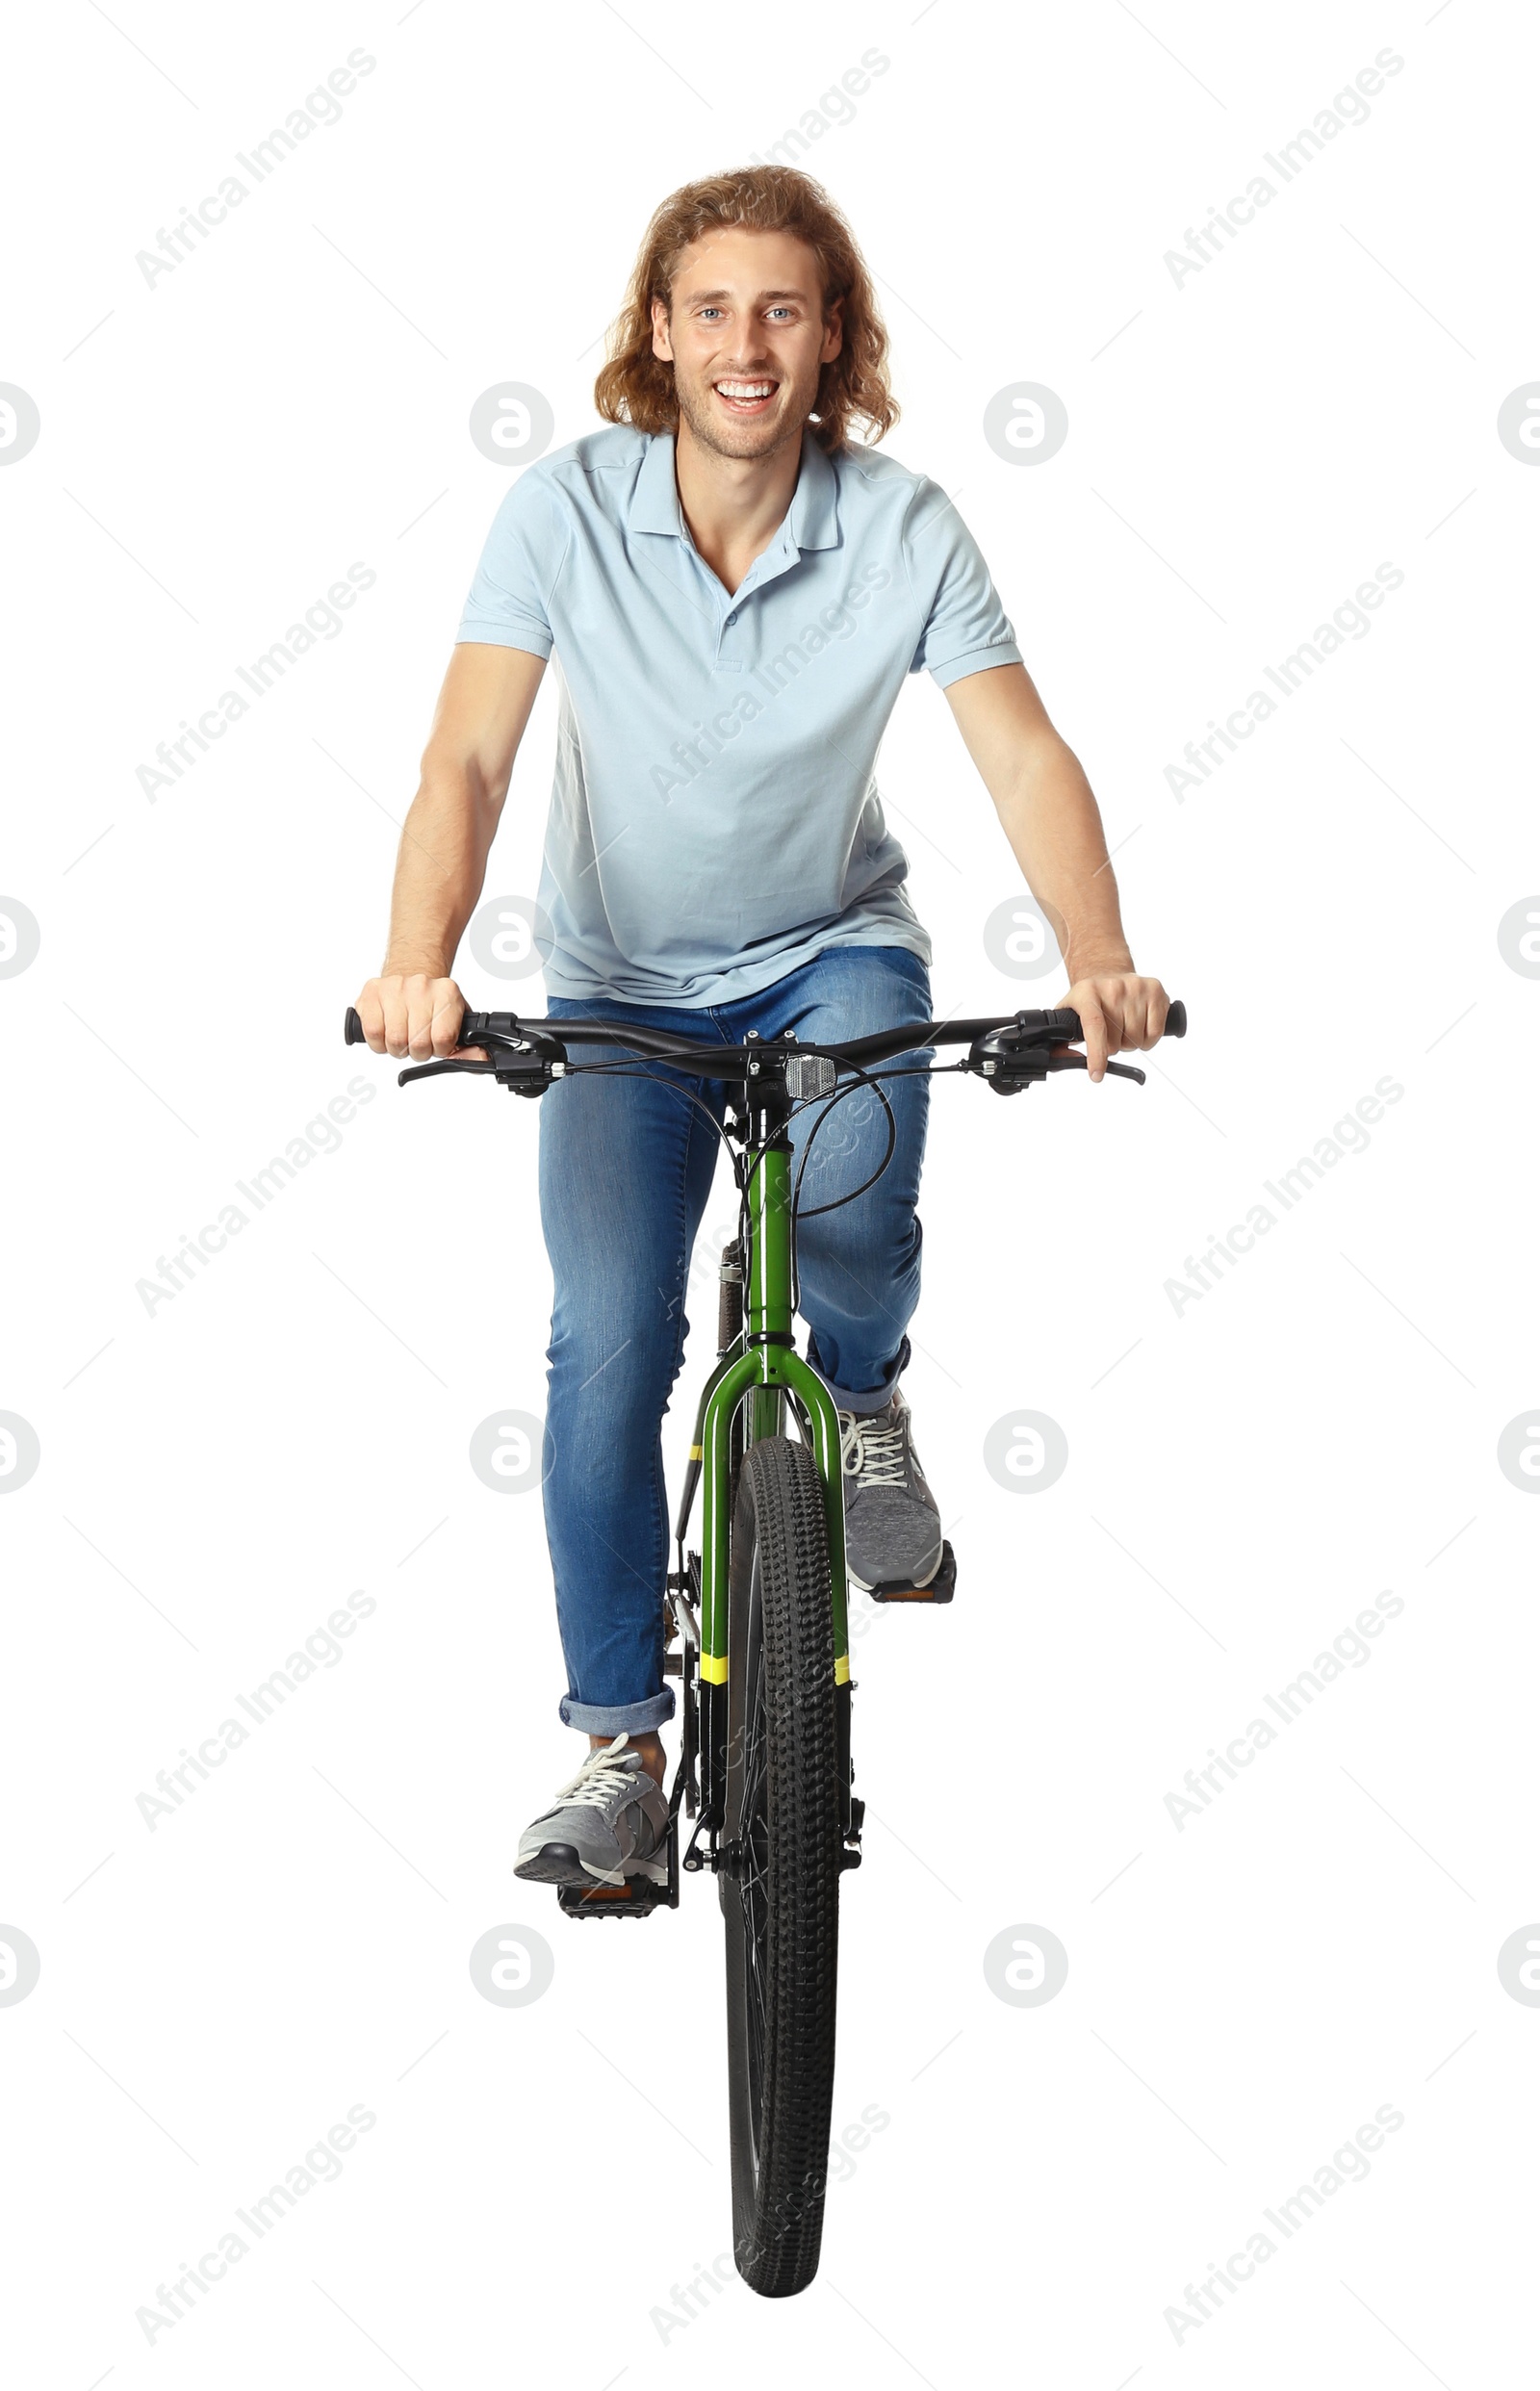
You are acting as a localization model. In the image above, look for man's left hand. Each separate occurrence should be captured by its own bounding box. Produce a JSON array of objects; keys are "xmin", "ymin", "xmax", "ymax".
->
[{"xmin": 1060, "ymin": 972, "xmax": 1171, "ymax": 1083}]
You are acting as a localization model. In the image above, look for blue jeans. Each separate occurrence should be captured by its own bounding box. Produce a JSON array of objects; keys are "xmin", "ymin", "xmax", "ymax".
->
[{"xmin": 537, "ymin": 943, "xmax": 934, "ymax": 1735}]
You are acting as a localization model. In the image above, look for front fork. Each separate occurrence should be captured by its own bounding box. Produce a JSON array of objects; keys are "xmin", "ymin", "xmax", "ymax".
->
[{"xmin": 672, "ymin": 1134, "xmax": 854, "ymax": 1855}]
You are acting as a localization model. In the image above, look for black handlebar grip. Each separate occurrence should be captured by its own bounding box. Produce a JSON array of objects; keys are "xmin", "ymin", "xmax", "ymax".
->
[
  {"xmin": 344, "ymin": 1008, "xmax": 365, "ymax": 1045},
  {"xmin": 1164, "ymin": 1000, "xmax": 1187, "ymax": 1039}
]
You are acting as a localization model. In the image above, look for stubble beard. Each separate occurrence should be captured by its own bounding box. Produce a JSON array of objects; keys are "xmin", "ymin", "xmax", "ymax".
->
[{"xmin": 672, "ymin": 364, "xmax": 819, "ymax": 463}]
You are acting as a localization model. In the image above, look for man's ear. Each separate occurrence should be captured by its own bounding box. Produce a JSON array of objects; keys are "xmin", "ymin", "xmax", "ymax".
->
[
  {"xmin": 651, "ymin": 295, "xmax": 674, "ymax": 362},
  {"xmin": 822, "ymin": 296, "xmax": 844, "ymax": 363}
]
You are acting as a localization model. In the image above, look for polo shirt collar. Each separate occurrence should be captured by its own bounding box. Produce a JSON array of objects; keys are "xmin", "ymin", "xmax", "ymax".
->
[
  {"xmin": 630, "ymin": 426, "xmax": 839, "ymax": 553},
  {"xmin": 789, "ymin": 431, "xmax": 839, "ymax": 551}
]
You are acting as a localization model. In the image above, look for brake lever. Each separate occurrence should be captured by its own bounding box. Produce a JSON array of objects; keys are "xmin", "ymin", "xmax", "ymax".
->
[
  {"xmin": 967, "ymin": 1017, "xmax": 1150, "ymax": 1092},
  {"xmin": 1045, "ymin": 1051, "xmax": 1146, "ymax": 1087},
  {"xmin": 397, "ymin": 1057, "xmax": 500, "ymax": 1086}
]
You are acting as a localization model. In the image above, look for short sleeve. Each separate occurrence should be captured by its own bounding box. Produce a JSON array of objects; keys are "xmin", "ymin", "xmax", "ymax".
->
[
  {"xmin": 455, "ymin": 468, "xmax": 567, "ymax": 656},
  {"xmin": 904, "ymin": 480, "xmax": 1022, "ymax": 688}
]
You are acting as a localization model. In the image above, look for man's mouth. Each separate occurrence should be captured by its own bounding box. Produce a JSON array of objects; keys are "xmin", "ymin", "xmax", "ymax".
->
[{"xmin": 712, "ymin": 378, "xmax": 779, "ymax": 417}]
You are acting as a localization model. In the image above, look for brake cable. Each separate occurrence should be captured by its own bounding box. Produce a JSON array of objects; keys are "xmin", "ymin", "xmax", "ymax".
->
[{"xmin": 555, "ymin": 1041, "xmax": 964, "ymax": 1330}]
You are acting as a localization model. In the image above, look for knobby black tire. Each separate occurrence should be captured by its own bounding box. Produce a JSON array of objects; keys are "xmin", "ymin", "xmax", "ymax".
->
[{"xmin": 722, "ymin": 1434, "xmax": 841, "ymax": 2298}]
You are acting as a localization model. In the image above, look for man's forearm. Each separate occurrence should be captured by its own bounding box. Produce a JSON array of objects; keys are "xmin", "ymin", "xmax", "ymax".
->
[
  {"xmin": 989, "ymin": 730, "xmax": 1134, "ymax": 976},
  {"xmin": 381, "ymin": 763, "xmax": 500, "ymax": 976},
  {"xmin": 356, "ymin": 641, "xmax": 544, "ymax": 1060}
]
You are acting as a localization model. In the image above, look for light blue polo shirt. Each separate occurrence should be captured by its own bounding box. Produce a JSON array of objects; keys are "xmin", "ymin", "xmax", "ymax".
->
[{"xmin": 456, "ymin": 423, "xmax": 1021, "ymax": 1006}]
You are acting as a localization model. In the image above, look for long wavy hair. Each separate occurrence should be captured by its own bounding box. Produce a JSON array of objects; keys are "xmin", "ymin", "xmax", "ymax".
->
[{"xmin": 593, "ymin": 166, "xmax": 898, "ymax": 454}]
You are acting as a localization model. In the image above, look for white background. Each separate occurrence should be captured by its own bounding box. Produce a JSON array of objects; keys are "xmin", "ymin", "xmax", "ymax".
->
[{"xmin": 3, "ymin": 1, "xmax": 1536, "ymax": 2383}]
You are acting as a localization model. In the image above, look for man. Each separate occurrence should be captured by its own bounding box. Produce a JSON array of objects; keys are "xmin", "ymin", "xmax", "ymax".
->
[{"xmin": 353, "ymin": 165, "xmax": 1169, "ymax": 1890}]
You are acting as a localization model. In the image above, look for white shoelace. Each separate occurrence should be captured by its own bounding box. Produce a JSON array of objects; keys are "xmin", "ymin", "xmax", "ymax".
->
[
  {"xmin": 552, "ymin": 1735, "xmax": 640, "ymax": 1810},
  {"xmin": 841, "ymin": 1412, "xmax": 909, "ymax": 1488}
]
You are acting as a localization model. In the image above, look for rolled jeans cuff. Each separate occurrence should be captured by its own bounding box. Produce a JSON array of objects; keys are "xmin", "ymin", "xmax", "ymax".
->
[
  {"xmin": 558, "ymin": 1686, "xmax": 677, "ymax": 1735},
  {"xmin": 809, "ymin": 1331, "xmax": 911, "ymax": 1418}
]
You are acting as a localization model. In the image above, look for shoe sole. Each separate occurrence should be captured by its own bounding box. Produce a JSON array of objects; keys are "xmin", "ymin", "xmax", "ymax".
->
[
  {"xmin": 515, "ymin": 1839, "xmax": 668, "ymax": 1890},
  {"xmin": 848, "ymin": 1550, "xmax": 942, "ymax": 1595}
]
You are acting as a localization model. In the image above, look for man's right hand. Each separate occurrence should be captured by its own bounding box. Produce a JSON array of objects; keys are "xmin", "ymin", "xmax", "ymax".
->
[{"xmin": 352, "ymin": 972, "xmax": 486, "ymax": 1062}]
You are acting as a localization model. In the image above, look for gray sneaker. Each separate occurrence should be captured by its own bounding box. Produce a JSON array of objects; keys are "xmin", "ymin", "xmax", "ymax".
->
[
  {"xmin": 515, "ymin": 1737, "xmax": 671, "ymax": 1889},
  {"xmin": 838, "ymin": 1386, "xmax": 943, "ymax": 1593}
]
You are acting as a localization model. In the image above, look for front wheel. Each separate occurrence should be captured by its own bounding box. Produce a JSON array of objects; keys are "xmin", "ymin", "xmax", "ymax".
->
[{"xmin": 721, "ymin": 1434, "xmax": 841, "ymax": 2297}]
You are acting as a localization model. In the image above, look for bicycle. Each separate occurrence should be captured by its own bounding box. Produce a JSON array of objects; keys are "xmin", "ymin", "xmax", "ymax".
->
[{"xmin": 343, "ymin": 990, "xmax": 1187, "ymax": 2295}]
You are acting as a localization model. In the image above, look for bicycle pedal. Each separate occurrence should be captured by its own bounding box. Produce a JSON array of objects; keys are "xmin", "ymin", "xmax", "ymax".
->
[
  {"xmin": 556, "ymin": 1876, "xmax": 667, "ymax": 1919},
  {"xmin": 555, "ymin": 1816, "xmax": 680, "ymax": 1918},
  {"xmin": 863, "ymin": 1538, "xmax": 957, "ymax": 1605}
]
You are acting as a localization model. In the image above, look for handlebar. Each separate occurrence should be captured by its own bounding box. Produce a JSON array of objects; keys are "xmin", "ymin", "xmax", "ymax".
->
[{"xmin": 342, "ymin": 996, "xmax": 1186, "ymax": 1096}]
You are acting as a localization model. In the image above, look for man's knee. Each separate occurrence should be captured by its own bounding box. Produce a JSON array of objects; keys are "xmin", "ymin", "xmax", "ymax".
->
[
  {"xmin": 798, "ymin": 1200, "xmax": 921, "ymax": 1283},
  {"xmin": 548, "ymin": 1285, "xmax": 692, "ymax": 1402}
]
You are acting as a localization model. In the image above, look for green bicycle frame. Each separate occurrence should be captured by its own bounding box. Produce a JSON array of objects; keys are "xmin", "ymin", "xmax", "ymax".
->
[{"xmin": 679, "ymin": 1125, "xmax": 849, "ymax": 1830}]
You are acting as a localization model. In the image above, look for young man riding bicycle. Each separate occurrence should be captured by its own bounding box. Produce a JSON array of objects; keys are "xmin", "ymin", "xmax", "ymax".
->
[{"xmin": 353, "ymin": 165, "xmax": 1171, "ymax": 1892}]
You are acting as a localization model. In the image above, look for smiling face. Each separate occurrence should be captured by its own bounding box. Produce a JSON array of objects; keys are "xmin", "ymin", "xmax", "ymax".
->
[{"xmin": 651, "ymin": 225, "xmax": 843, "ymax": 461}]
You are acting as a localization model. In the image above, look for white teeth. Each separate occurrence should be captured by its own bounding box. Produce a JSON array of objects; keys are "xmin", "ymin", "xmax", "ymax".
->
[{"xmin": 716, "ymin": 381, "xmax": 774, "ymax": 398}]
